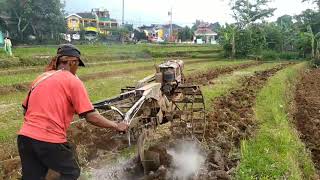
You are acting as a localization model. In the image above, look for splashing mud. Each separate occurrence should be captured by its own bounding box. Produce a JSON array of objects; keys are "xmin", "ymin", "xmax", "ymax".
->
[
  {"xmin": 166, "ymin": 141, "xmax": 206, "ymax": 180},
  {"xmin": 88, "ymin": 140, "xmax": 205, "ymax": 180},
  {"xmin": 91, "ymin": 157, "xmax": 144, "ymax": 180}
]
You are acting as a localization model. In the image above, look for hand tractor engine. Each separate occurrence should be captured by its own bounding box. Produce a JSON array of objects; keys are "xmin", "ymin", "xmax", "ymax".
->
[{"xmin": 92, "ymin": 60, "xmax": 206, "ymax": 173}]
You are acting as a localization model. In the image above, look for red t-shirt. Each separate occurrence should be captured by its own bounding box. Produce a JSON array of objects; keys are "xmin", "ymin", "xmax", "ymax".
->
[{"xmin": 19, "ymin": 70, "xmax": 94, "ymax": 143}]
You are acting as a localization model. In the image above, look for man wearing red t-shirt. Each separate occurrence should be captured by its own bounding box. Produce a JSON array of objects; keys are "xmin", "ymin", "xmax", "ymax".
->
[{"xmin": 17, "ymin": 44, "xmax": 128, "ymax": 180}]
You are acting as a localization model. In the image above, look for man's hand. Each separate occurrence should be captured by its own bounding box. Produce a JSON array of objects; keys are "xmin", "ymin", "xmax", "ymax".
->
[
  {"xmin": 115, "ymin": 122, "xmax": 129, "ymax": 132},
  {"xmin": 85, "ymin": 111, "xmax": 129, "ymax": 132}
]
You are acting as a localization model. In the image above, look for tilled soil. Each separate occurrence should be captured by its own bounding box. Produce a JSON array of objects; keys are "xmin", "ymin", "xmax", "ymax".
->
[
  {"xmin": 145, "ymin": 63, "xmax": 291, "ymax": 180},
  {"xmin": 65, "ymin": 61, "xmax": 264, "ymax": 169},
  {"xmin": 294, "ymin": 68, "xmax": 320, "ymax": 174},
  {"xmin": 67, "ymin": 122, "xmax": 129, "ymax": 166},
  {"xmin": 186, "ymin": 61, "xmax": 262, "ymax": 85},
  {"xmin": 59, "ymin": 62, "xmax": 264, "ymax": 167}
]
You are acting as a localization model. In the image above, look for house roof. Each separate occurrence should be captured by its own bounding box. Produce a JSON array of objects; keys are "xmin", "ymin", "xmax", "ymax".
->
[
  {"xmin": 194, "ymin": 22, "xmax": 217, "ymax": 36},
  {"xmin": 139, "ymin": 24, "xmax": 182, "ymax": 31},
  {"xmin": 65, "ymin": 13, "xmax": 82, "ymax": 19},
  {"xmin": 76, "ymin": 12, "xmax": 95, "ymax": 19},
  {"xmin": 195, "ymin": 28, "xmax": 217, "ymax": 36},
  {"xmin": 99, "ymin": 17, "xmax": 116, "ymax": 22}
]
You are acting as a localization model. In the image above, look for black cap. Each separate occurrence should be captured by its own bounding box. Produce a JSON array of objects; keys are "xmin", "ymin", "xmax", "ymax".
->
[{"xmin": 57, "ymin": 44, "xmax": 85, "ymax": 67}]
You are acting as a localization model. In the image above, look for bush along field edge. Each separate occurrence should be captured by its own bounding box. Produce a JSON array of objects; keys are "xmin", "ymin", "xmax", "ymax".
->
[{"xmin": 235, "ymin": 62, "xmax": 317, "ymax": 179}]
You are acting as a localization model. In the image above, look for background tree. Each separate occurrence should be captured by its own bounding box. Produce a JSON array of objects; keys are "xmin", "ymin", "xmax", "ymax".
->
[
  {"xmin": 4, "ymin": 0, "xmax": 65, "ymax": 43},
  {"xmin": 219, "ymin": 24, "xmax": 237, "ymax": 58},
  {"xmin": 0, "ymin": 0, "xmax": 8, "ymax": 30},
  {"xmin": 230, "ymin": 0, "xmax": 276, "ymax": 28},
  {"xmin": 304, "ymin": 25, "xmax": 316, "ymax": 58},
  {"xmin": 133, "ymin": 29, "xmax": 147, "ymax": 41},
  {"xmin": 28, "ymin": 0, "xmax": 66, "ymax": 42},
  {"xmin": 294, "ymin": 9, "xmax": 320, "ymax": 57},
  {"xmin": 219, "ymin": 0, "xmax": 275, "ymax": 58},
  {"xmin": 248, "ymin": 23, "xmax": 267, "ymax": 54},
  {"xmin": 276, "ymin": 15, "xmax": 295, "ymax": 51},
  {"xmin": 191, "ymin": 20, "xmax": 202, "ymax": 32},
  {"xmin": 178, "ymin": 26, "xmax": 193, "ymax": 42},
  {"xmin": 211, "ymin": 22, "xmax": 221, "ymax": 32},
  {"xmin": 302, "ymin": 0, "xmax": 320, "ymax": 9},
  {"xmin": 6, "ymin": 0, "xmax": 31, "ymax": 41},
  {"xmin": 219, "ymin": 0, "xmax": 320, "ymax": 59},
  {"xmin": 264, "ymin": 22, "xmax": 283, "ymax": 51}
]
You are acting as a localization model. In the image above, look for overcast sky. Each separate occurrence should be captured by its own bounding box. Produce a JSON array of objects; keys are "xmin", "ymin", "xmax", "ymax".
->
[{"xmin": 64, "ymin": 0, "xmax": 316, "ymax": 26}]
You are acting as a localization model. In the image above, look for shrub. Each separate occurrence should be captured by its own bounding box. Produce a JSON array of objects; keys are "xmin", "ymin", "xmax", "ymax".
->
[
  {"xmin": 279, "ymin": 52, "xmax": 299, "ymax": 60},
  {"xmin": 261, "ymin": 50, "xmax": 280, "ymax": 60},
  {"xmin": 260, "ymin": 50, "xmax": 300, "ymax": 61}
]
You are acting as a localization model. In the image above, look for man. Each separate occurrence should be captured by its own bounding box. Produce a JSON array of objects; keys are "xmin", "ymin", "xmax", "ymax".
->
[
  {"xmin": 17, "ymin": 44, "xmax": 128, "ymax": 180},
  {"xmin": 4, "ymin": 37, "xmax": 13, "ymax": 56}
]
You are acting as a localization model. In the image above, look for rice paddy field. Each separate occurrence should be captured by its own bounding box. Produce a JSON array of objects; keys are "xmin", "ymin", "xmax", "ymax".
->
[{"xmin": 0, "ymin": 44, "xmax": 319, "ymax": 180}]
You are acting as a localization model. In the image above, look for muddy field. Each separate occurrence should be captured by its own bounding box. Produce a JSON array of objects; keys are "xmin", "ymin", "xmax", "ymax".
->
[
  {"xmin": 294, "ymin": 68, "xmax": 320, "ymax": 174},
  {"xmin": 0, "ymin": 61, "xmax": 258, "ymax": 179},
  {"xmin": 65, "ymin": 62, "xmax": 264, "ymax": 168},
  {"xmin": 0, "ymin": 62, "xmax": 291, "ymax": 180},
  {"xmin": 65, "ymin": 63, "xmax": 290, "ymax": 180}
]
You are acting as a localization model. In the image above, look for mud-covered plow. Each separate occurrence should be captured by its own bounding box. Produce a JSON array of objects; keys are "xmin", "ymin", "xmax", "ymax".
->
[{"xmin": 92, "ymin": 60, "xmax": 206, "ymax": 172}]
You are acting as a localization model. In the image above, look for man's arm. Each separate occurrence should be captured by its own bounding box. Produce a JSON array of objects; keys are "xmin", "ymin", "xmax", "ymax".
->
[{"xmin": 84, "ymin": 111, "xmax": 128, "ymax": 131}]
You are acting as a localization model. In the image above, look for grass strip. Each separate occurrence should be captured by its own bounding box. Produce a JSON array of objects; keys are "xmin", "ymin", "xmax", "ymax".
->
[{"xmin": 236, "ymin": 62, "xmax": 316, "ymax": 179}]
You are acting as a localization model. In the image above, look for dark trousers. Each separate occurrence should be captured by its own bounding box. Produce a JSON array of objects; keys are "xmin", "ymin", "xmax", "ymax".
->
[{"xmin": 17, "ymin": 135, "xmax": 80, "ymax": 180}]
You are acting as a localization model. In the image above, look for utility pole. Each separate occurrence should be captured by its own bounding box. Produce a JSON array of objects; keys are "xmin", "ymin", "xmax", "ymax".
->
[
  {"xmin": 169, "ymin": 8, "xmax": 173, "ymax": 42},
  {"xmin": 122, "ymin": 0, "xmax": 125, "ymax": 26}
]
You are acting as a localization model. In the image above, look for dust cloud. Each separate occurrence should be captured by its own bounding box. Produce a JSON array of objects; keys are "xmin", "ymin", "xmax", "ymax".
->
[{"xmin": 167, "ymin": 141, "xmax": 206, "ymax": 180}]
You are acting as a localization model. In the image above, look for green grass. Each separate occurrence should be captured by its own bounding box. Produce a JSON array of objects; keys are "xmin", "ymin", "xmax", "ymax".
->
[
  {"xmin": 236, "ymin": 62, "xmax": 316, "ymax": 179},
  {"xmin": 0, "ymin": 59, "xmax": 250, "ymax": 87},
  {"xmin": 0, "ymin": 60, "xmax": 156, "ymax": 86},
  {"xmin": 0, "ymin": 44, "xmax": 221, "ymax": 68},
  {"xmin": 202, "ymin": 62, "xmax": 281, "ymax": 107}
]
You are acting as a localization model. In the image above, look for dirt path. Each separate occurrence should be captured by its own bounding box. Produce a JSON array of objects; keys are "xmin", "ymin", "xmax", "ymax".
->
[{"xmin": 294, "ymin": 68, "xmax": 320, "ymax": 174}]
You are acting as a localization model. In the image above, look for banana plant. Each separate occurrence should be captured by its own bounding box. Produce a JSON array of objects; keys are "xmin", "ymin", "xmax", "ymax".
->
[
  {"xmin": 304, "ymin": 25, "xmax": 316, "ymax": 59},
  {"xmin": 314, "ymin": 32, "xmax": 320, "ymax": 59},
  {"xmin": 223, "ymin": 24, "xmax": 237, "ymax": 58}
]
